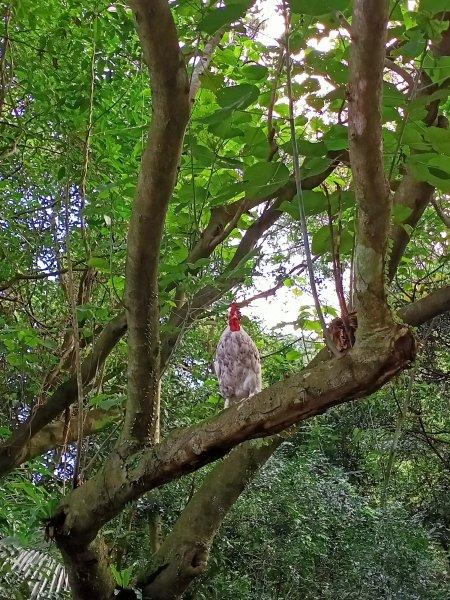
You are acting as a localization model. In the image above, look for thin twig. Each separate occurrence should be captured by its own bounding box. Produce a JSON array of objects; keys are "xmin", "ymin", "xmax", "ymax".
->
[
  {"xmin": 237, "ymin": 260, "xmax": 313, "ymax": 308},
  {"xmin": 267, "ymin": 49, "xmax": 284, "ymax": 161},
  {"xmin": 63, "ymin": 184, "xmax": 85, "ymax": 489},
  {"xmin": 78, "ymin": 13, "xmax": 97, "ymax": 258},
  {"xmin": 282, "ymin": 2, "xmax": 339, "ymax": 357},
  {"xmin": 0, "ymin": 263, "xmax": 86, "ymax": 291}
]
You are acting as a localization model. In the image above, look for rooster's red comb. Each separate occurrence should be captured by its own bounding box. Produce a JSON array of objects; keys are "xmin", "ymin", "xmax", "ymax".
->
[{"xmin": 229, "ymin": 302, "xmax": 241, "ymax": 317}]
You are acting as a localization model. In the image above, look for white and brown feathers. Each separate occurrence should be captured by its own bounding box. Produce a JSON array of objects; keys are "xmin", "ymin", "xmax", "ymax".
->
[{"xmin": 215, "ymin": 303, "xmax": 262, "ymax": 408}]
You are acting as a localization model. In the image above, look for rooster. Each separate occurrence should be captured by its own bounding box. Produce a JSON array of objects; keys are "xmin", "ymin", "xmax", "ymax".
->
[{"xmin": 215, "ymin": 302, "xmax": 262, "ymax": 408}]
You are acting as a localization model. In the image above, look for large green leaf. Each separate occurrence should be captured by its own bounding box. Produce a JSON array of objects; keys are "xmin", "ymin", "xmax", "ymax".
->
[
  {"xmin": 240, "ymin": 64, "xmax": 269, "ymax": 81},
  {"xmin": 407, "ymin": 153, "xmax": 450, "ymax": 192},
  {"xmin": 312, "ymin": 225, "xmax": 353, "ymax": 256},
  {"xmin": 324, "ymin": 125, "xmax": 348, "ymax": 151},
  {"xmin": 302, "ymin": 156, "xmax": 332, "ymax": 178},
  {"xmin": 198, "ymin": 0, "xmax": 253, "ymax": 34},
  {"xmin": 311, "ymin": 226, "xmax": 331, "ymax": 255},
  {"xmin": 419, "ymin": 0, "xmax": 450, "ymax": 11},
  {"xmin": 243, "ymin": 162, "xmax": 290, "ymax": 197},
  {"xmin": 424, "ymin": 127, "xmax": 450, "ymax": 155},
  {"xmin": 216, "ymin": 83, "xmax": 260, "ymax": 111}
]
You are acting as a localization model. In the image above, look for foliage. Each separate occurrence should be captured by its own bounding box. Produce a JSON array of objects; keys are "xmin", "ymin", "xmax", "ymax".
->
[
  {"xmin": 0, "ymin": 0, "xmax": 450, "ymax": 598},
  {"xmin": 196, "ymin": 450, "xmax": 448, "ymax": 600}
]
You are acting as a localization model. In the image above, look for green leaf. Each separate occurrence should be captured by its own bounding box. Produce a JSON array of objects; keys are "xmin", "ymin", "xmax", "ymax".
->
[
  {"xmin": 429, "ymin": 166, "xmax": 450, "ymax": 180},
  {"xmin": 339, "ymin": 230, "xmax": 354, "ymax": 255},
  {"xmin": 402, "ymin": 123, "xmax": 426, "ymax": 145},
  {"xmin": 89, "ymin": 393, "xmax": 123, "ymax": 411},
  {"xmin": 419, "ymin": 0, "xmax": 450, "ymax": 11},
  {"xmin": 289, "ymin": 0, "xmax": 350, "ymax": 16},
  {"xmin": 208, "ymin": 120, "xmax": 244, "ymax": 140},
  {"xmin": 324, "ymin": 125, "xmax": 348, "ymax": 151},
  {"xmin": 274, "ymin": 102, "xmax": 291, "ymax": 118},
  {"xmin": 0, "ymin": 425, "xmax": 11, "ymax": 439},
  {"xmin": 243, "ymin": 162, "xmax": 290, "ymax": 198},
  {"xmin": 190, "ymin": 142, "xmax": 216, "ymax": 165},
  {"xmin": 301, "ymin": 156, "xmax": 332, "ymax": 178},
  {"xmin": 6, "ymin": 353, "xmax": 22, "ymax": 367},
  {"xmin": 392, "ymin": 205, "xmax": 413, "ymax": 225},
  {"xmin": 302, "ymin": 190, "xmax": 329, "ymax": 215},
  {"xmin": 87, "ymin": 257, "xmax": 110, "ymax": 273},
  {"xmin": 286, "ymin": 349, "xmax": 301, "ymax": 361},
  {"xmin": 416, "ymin": 12, "xmax": 449, "ymax": 42},
  {"xmin": 216, "ymin": 83, "xmax": 260, "ymax": 111},
  {"xmin": 407, "ymin": 153, "xmax": 450, "ymax": 192},
  {"xmin": 279, "ymin": 190, "xmax": 330, "ymax": 220},
  {"xmin": 424, "ymin": 127, "xmax": 450, "ymax": 154},
  {"xmin": 311, "ymin": 226, "xmax": 331, "ymax": 255},
  {"xmin": 244, "ymin": 162, "xmax": 289, "ymax": 187},
  {"xmin": 383, "ymin": 82, "xmax": 407, "ymax": 107},
  {"xmin": 311, "ymin": 226, "xmax": 353, "ymax": 256},
  {"xmin": 198, "ymin": 0, "xmax": 252, "ymax": 34},
  {"xmin": 199, "ymin": 71, "xmax": 225, "ymax": 93},
  {"xmin": 296, "ymin": 140, "xmax": 327, "ymax": 157},
  {"xmin": 38, "ymin": 338, "xmax": 57, "ymax": 350},
  {"xmin": 241, "ymin": 64, "xmax": 269, "ymax": 81}
]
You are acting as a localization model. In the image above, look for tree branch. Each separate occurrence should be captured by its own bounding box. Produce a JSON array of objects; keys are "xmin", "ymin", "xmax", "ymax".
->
[
  {"xmin": 237, "ymin": 260, "xmax": 313, "ymax": 308},
  {"xmin": 123, "ymin": 0, "xmax": 190, "ymax": 444},
  {"xmin": 388, "ymin": 174, "xmax": 434, "ymax": 281},
  {"xmin": 432, "ymin": 197, "xmax": 450, "ymax": 228},
  {"xmin": 189, "ymin": 31, "xmax": 223, "ymax": 103},
  {"xmin": 53, "ymin": 325, "xmax": 414, "ymax": 549},
  {"xmin": 348, "ymin": 0, "xmax": 391, "ymax": 335},
  {"xmin": 138, "ymin": 439, "xmax": 279, "ymax": 599},
  {"xmin": 25, "ymin": 408, "xmax": 120, "ymax": 463},
  {"xmin": 0, "ymin": 262, "xmax": 86, "ymax": 292},
  {"xmin": 0, "ymin": 312, "xmax": 127, "ymax": 477},
  {"xmin": 398, "ymin": 285, "xmax": 450, "ymax": 327}
]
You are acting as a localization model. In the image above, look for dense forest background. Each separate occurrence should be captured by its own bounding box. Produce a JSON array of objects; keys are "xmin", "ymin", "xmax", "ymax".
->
[{"xmin": 0, "ymin": 0, "xmax": 450, "ymax": 598}]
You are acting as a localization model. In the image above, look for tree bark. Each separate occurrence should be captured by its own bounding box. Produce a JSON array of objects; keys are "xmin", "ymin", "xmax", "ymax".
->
[
  {"xmin": 138, "ymin": 440, "xmax": 279, "ymax": 600},
  {"xmin": 348, "ymin": 0, "xmax": 391, "ymax": 337},
  {"xmin": 122, "ymin": 0, "xmax": 190, "ymax": 445}
]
